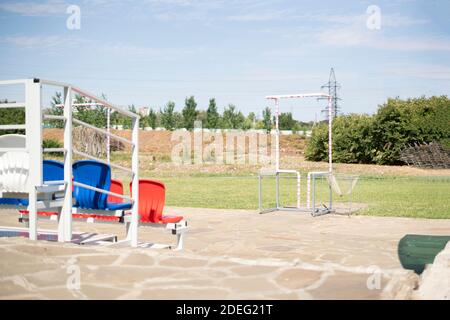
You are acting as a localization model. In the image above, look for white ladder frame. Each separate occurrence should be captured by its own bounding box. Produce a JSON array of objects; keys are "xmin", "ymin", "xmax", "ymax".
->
[{"xmin": 0, "ymin": 78, "xmax": 140, "ymax": 246}]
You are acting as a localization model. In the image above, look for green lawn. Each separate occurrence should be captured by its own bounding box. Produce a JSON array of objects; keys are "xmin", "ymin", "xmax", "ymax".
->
[{"xmin": 152, "ymin": 175, "xmax": 450, "ymax": 219}]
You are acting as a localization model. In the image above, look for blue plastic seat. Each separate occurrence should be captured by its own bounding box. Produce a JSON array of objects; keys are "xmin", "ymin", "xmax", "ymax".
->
[
  {"xmin": 73, "ymin": 160, "xmax": 132, "ymax": 211},
  {"xmin": 0, "ymin": 198, "xmax": 26, "ymax": 205},
  {"xmin": 0, "ymin": 160, "xmax": 64, "ymax": 206},
  {"xmin": 43, "ymin": 160, "xmax": 64, "ymax": 182}
]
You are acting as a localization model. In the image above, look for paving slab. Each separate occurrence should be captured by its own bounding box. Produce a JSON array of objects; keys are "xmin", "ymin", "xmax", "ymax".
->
[{"xmin": 0, "ymin": 207, "xmax": 449, "ymax": 299}]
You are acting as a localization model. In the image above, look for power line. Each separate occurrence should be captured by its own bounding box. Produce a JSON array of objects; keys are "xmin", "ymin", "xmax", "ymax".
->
[{"xmin": 320, "ymin": 68, "xmax": 341, "ymax": 119}]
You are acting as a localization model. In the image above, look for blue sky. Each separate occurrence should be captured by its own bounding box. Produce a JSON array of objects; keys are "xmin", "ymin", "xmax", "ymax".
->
[{"xmin": 0, "ymin": 0, "xmax": 449, "ymax": 120}]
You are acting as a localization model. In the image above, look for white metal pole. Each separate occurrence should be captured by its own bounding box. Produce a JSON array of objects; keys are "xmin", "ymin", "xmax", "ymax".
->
[
  {"xmin": 25, "ymin": 79, "xmax": 42, "ymax": 241},
  {"xmin": 275, "ymin": 99, "xmax": 280, "ymax": 171},
  {"xmin": 328, "ymin": 97, "xmax": 333, "ymax": 173},
  {"xmin": 61, "ymin": 86, "xmax": 73, "ymax": 242},
  {"xmin": 306, "ymin": 172, "xmax": 311, "ymax": 209},
  {"xmin": 296, "ymin": 172, "xmax": 301, "ymax": 208},
  {"xmin": 328, "ymin": 97, "xmax": 333, "ymax": 211},
  {"xmin": 107, "ymin": 108, "xmax": 110, "ymax": 164},
  {"xmin": 130, "ymin": 116, "xmax": 139, "ymax": 247}
]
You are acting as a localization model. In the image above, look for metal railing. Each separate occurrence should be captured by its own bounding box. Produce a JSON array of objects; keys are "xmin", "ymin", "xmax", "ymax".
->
[{"xmin": 0, "ymin": 78, "xmax": 140, "ymax": 247}]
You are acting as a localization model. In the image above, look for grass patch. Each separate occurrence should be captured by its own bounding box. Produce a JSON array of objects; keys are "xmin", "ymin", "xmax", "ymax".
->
[{"xmin": 153, "ymin": 175, "xmax": 450, "ymax": 219}]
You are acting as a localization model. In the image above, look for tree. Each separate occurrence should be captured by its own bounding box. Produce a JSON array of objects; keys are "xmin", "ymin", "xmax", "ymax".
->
[
  {"xmin": 47, "ymin": 92, "xmax": 64, "ymax": 128},
  {"xmin": 160, "ymin": 101, "xmax": 176, "ymax": 130},
  {"xmin": 128, "ymin": 104, "xmax": 137, "ymax": 113},
  {"xmin": 241, "ymin": 112, "xmax": 256, "ymax": 130},
  {"xmin": 182, "ymin": 96, "xmax": 198, "ymax": 130},
  {"xmin": 206, "ymin": 98, "xmax": 220, "ymax": 129},
  {"xmin": 147, "ymin": 108, "xmax": 157, "ymax": 129},
  {"xmin": 73, "ymin": 94, "xmax": 108, "ymax": 128},
  {"xmin": 247, "ymin": 112, "xmax": 256, "ymax": 123},
  {"xmin": 121, "ymin": 104, "xmax": 137, "ymax": 129},
  {"xmin": 173, "ymin": 112, "xmax": 184, "ymax": 129},
  {"xmin": 262, "ymin": 107, "xmax": 272, "ymax": 133},
  {"xmin": 222, "ymin": 104, "xmax": 245, "ymax": 129},
  {"xmin": 196, "ymin": 110, "xmax": 207, "ymax": 125},
  {"xmin": 279, "ymin": 112, "xmax": 297, "ymax": 130}
]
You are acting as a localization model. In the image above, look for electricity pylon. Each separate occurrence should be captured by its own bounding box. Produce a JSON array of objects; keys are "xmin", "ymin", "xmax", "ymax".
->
[{"xmin": 320, "ymin": 68, "xmax": 341, "ymax": 119}]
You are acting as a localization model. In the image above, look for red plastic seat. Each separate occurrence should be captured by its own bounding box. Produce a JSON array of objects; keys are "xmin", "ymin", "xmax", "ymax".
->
[
  {"xmin": 107, "ymin": 179, "xmax": 124, "ymax": 203},
  {"xmin": 73, "ymin": 178, "xmax": 125, "ymax": 221},
  {"xmin": 130, "ymin": 179, "xmax": 183, "ymax": 224}
]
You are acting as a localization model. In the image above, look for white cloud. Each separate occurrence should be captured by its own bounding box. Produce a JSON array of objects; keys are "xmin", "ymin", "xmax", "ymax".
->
[
  {"xmin": 382, "ymin": 14, "xmax": 429, "ymax": 28},
  {"xmin": 227, "ymin": 10, "xmax": 429, "ymax": 27},
  {"xmin": 0, "ymin": 34, "xmax": 202, "ymax": 59},
  {"xmin": 0, "ymin": 35, "xmax": 84, "ymax": 48},
  {"xmin": 385, "ymin": 65, "xmax": 450, "ymax": 80},
  {"xmin": 315, "ymin": 16, "xmax": 450, "ymax": 52},
  {"xmin": 228, "ymin": 10, "xmax": 289, "ymax": 22},
  {"xmin": 0, "ymin": 0, "xmax": 68, "ymax": 16}
]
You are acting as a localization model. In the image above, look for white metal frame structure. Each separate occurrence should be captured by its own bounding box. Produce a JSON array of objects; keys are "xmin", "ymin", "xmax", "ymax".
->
[
  {"xmin": 258, "ymin": 92, "xmax": 334, "ymax": 216},
  {"xmin": 0, "ymin": 78, "xmax": 141, "ymax": 247}
]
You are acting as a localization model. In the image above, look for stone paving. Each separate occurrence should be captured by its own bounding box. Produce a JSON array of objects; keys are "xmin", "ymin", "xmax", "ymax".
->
[{"xmin": 0, "ymin": 207, "xmax": 449, "ymax": 300}]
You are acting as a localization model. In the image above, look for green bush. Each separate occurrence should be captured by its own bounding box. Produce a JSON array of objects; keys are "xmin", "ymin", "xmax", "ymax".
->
[
  {"xmin": 0, "ymin": 107, "xmax": 25, "ymax": 135},
  {"xmin": 306, "ymin": 96, "xmax": 450, "ymax": 165},
  {"xmin": 305, "ymin": 122, "xmax": 328, "ymax": 162},
  {"xmin": 43, "ymin": 139, "xmax": 62, "ymax": 149},
  {"xmin": 372, "ymin": 96, "xmax": 450, "ymax": 164}
]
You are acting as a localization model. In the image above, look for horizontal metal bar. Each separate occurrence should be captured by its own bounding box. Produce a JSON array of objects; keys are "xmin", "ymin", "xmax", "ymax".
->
[
  {"xmin": 38, "ymin": 79, "xmax": 71, "ymax": 88},
  {"xmin": 71, "ymin": 86, "xmax": 140, "ymax": 119},
  {"xmin": 266, "ymin": 93, "xmax": 331, "ymax": 100},
  {"xmin": 72, "ymin": 149, "xmax": 133, "ymax": 174},
  {"xmin": 43, "ymin": 180, "xmax": 66, "ymax": 185},
  {"xmin": 36, "ymin": 185, "xmax": 66, "ymax": 193},
  {"xmin": 37, "ymin": 199, "xmax": 64, "ymax": 210},
  {"xmin": 55, "ymin": 102, "xmax": 104, "ymax": 107},
  {"xmin": 0, "ymin": 79, "xmax": 27, "ymax": 86},
  {"xmin": 73, "ymin": 181, "xmax": 133, "ymax": 202},
  {"xmin": 72, "ymin": 207, "xmax": 125, "ymax": 216},
  {"xmin": 0, "ymin": 148, "xmax": 28, "ymax": 152},
  {"xmin": 0, "ymin": 124, "xmax": 26, "ymax": 130},
  {"xmin": 0, "ymin": 102, "xmax": 25, "ymax": 109},
  {"xmin": 43, "ymin": 148, "xmax": 66, "ymax": 153},
  {"xmin": 43, "ymin": 114, "xmax": 66, "ymax": 121},
  {"xmin": 72, "ymin": 118, "xmax": 134, "ymax": 146},
  {"xmin": 309, "ymin": 171, "xmax": 331, "ymax": 177}
]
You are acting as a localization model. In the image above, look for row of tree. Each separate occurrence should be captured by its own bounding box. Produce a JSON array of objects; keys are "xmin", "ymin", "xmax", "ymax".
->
[
  {"xmin": 306, "ymin": 96, "xmax": 450, "ymax": 165},
  {"xmin": 46, "ymin": 93, "xmax": 313, "ymax": 132},
  {"xmin": 0, "ymin": 99, "xmax": 25, "ymax": 135}
]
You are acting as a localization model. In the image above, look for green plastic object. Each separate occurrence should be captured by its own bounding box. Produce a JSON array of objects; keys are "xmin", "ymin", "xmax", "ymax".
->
[{"xmin": 398, "ymin": 234, "xmax": 450, "ymax": 274}]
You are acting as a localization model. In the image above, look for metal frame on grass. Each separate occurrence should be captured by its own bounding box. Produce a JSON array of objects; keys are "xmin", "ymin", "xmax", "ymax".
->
[{"xmin": 258, "ymin": 92, "xmax": 334, "ymax": 216}]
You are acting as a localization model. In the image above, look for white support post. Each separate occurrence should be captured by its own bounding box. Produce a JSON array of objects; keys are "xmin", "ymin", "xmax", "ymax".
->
[
  {"xmin": 328, "ymin": 96, "xmax": 333, "ymax": 173},
  {"xmin": 328, "ymin": 97, "xmax": 333, "ymax": 209},
  {"xmin": 25, "ymin": 79, "xmax": 42, "ymax": 241},
  {"xmin": 306, "ymin": 172, "xmax": 311, "ymax": 209},
  {"xmin": 296, "ymin": 172, "xmax": 301, "ymax": 209},
  {"xmin": 129, "ymin": 116, "xmax": 140, "ymax": 247},
  {"xmin": 275, "ymin": 99, "xmax": 280, "ymax": 171},
  {"xmin": 61, "ymin": 86, "xmax": 73, "ymax": 242},
  {"xmin": 107, "ymin": 108, "xmax": 111, "ymax": 164}
]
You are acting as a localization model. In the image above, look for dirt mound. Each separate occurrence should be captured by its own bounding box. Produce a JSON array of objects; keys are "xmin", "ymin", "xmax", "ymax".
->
[{"xmin": 43, "ymin": 129, "xmax": 306, "ymax": 157}]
